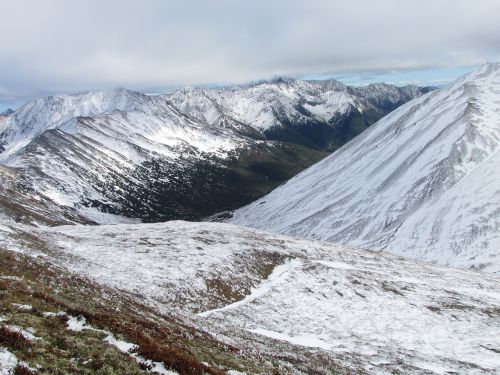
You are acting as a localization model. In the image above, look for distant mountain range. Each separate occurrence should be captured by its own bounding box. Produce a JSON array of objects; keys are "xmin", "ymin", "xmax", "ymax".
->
[
  {"xmin": 167, "ymin": 78, "xmax": 433, "ymax": 151},
  {"xmin": 0, "ymin": 108, "xmax": 14, "ymax": 116},
  {"xmin": 0, "ymin": 79, "xmax": 430, "ymax": 222},
  {"xmin": 231, "ymin": 63, "xmax": 500, "ymax": 273}
]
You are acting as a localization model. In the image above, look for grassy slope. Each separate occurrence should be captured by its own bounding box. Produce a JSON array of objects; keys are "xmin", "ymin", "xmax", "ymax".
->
[
  {"xmin": 0, "ymin": 221, "xmax": 356, "ymax": 374},
  {"xmin": 0, "ymin": 249, "xmax": 277, "ymax": 374}
]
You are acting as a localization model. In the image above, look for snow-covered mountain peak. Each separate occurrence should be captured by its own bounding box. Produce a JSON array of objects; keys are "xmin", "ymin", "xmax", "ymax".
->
[
  {"xmin": 166, "ymin": 77, "xmax": 430, "ymax": 136},
  {"xmin": 0, "ymin": 108, "xmax": 14, "ymax": 116},
  {"xmin": 267, "ymin": 76, "xmax": 296, "ymax": 85},
  {"xmin": 449, "ymin": 62, "xmax": 500, "ymax": 90},
  {"xmin": 0, "ymin": 88, "xmax": 158, "ymax": 159},
  {"xmin": 231, "ymin": 65, "xmax": 500, "ymax": 272},
  {"xmin": 307, "ymin": 79, "xmax": 347, "ymax": 92},
  {"xmin": 479, "ymin": 61, "xmax": 500, "ymax": 73}
]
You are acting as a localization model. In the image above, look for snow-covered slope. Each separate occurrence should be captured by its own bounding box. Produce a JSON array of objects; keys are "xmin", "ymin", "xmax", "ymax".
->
[
  {"xmin": 0, "ymin": 88, "xmax": 147, "ymax": 158},
  {"xmin": 0, "ymin": 81, "xmax": 429, "ymax": 160},
  {"xmin": 0, "ymin": 88, "xmax": 321, "ymax": 222},
  {"xmin": 168, "ymin": 79, "xmax": 429, "ymax": 131},
  {"xmin": 231, "ymin": 63, "xmax": 500, "ymax": 273},
  {"xmin": 0, "ymin": 165, "xmax": 92, "ymax": 227},
  {"xmin": 2, "ymin": 220, "xmax": 499, "ymax": 374}
]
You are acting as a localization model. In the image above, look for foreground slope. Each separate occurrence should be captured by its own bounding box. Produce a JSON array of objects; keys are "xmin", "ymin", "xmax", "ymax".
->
[
  {"xmin": 2, "ymin": 219, "xmax": 499, "ymax": 374},
  {"xmin": 231, "ymin": 63, "xmax": 500, "ymax": 273},
  {"xmin": 0, "ymin": 240, "xmax": 270, "ymax": 375}
]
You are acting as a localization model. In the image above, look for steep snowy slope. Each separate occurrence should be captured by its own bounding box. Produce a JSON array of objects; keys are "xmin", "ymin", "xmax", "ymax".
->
[
  {"xmin": 231, "ymin": 63, "xmax": 500, "ymax": 273},
  {"xmin": 2, "ymin": 220, "xmax": 499, "ymax": 374},
  {"xmin": 0, "ymin": 165, "xmax": 92, "ymax": 226}
]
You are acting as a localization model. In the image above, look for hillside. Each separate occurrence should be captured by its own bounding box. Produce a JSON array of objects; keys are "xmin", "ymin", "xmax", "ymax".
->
[
  {"xmin": 230, "ymin": 63, "xmax": 500, "ymax": 273},
  {"xmin": 0, "ymin": 89, "xmax": 325, "ymax": 223},
  {"xmin": 1, "ymin": 218, "xmax": 499, "ymax": 374}
]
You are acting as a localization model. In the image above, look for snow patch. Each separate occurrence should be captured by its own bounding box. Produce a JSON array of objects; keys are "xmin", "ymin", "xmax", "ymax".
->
[
  {"xmin": 0, "ymin": 349, "xmax": 17, "ymax": 375},
  {"xmin": 42, "ymin": 311, "xmax": 67, "ymax": 318},
  {"xmin": 248, "ymin": 328, "xmax": 332, "ymax": 350},
  {"xmin": 11, "ymin": 303, "xmax": 32, "ymax": 311},
  {"xmin": 198, "ymin": 258, "xmax": 302, "ymax": 317},
  {"xmin": 66, "ymin": 315, "xmax": 90, "ymax": 332},
  {"xmin": 3, "ymin": 326, "xmax": 40, "ymax": 341}
]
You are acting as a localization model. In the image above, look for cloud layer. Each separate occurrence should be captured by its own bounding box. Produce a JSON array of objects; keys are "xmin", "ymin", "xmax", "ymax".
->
[{"xmin": 1, "ymin": 0, "xmax": 499, "ymax": 100}]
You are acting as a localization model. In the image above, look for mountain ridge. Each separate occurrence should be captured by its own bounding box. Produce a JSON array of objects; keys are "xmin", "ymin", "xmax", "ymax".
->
[{"xmin": 230, "ymin": 63, "xmax": 500, "ymax": 272}]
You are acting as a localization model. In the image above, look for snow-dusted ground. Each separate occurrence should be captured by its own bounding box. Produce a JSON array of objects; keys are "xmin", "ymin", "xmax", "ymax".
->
[
  {"xmin": 231, "ymin": 63, "xmax": 500, "ymax": 273},
  {"xmin": 4, "ymin": 220, "xmax": 498, "ymax": 374},
  {"xmin": 63, "ymin": 314, "xmax": 177, "ymax": 375}
]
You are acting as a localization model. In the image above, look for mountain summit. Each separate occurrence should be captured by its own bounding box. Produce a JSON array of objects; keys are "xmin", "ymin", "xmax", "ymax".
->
[{"xmin": 231, "ymin": 63, "xmax": 500, "ymax": 273}]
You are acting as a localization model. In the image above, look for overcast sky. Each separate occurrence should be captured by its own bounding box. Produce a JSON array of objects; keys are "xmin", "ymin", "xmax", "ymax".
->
[{"xmin": 1, "ymin": 0, "xmax": 499, "ymax": 109}]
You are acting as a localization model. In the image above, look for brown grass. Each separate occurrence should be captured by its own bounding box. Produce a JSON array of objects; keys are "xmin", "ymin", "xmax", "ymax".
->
[
  {"xmin": 132, "ymin": 338, "xmax": 225, "ymax": 375},
  {"xmin": 0, "ymin": 326, "xmax": 33, "ymax": 351},
  {"xmin": 0, "ymin": 248, "xmax": 263, "ymax": 374},
  {"xmin": 14, "ymin": 364, "xmax": 39, "ymax": 375},
  {"xmin": 60, "ymin": 306, "xmax": 226, "ymax": 375}
]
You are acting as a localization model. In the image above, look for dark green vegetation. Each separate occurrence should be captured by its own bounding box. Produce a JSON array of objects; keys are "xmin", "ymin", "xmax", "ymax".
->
[
  {"xmin": 83, "ymin": 142, "xmax": 326, "ymax": 222},
  {"xmin": 265, "ymin": 108, "xmax": 383, "ymax": 152}
]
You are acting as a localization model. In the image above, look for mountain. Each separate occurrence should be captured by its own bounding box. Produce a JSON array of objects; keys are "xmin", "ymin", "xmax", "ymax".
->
[
  {"xmin": 0, "ymin": 108, "xmax": 14, "ymax": 116},
  {"xmin": 167, "ymin": 78, "xmax": 433, "ymax": 151},
  {"xmin": 0, "ymin": 80, "xmax": 428, "ymax": 223},
  {"xmin": 1, "ymin": 218, "xmax": 499, "ymax": 374},
  {"xmin": 230, "ymin": 63, "xmax": 500, "ymax": 273},
  {"xmin": 0, "ymin": 88, "xmax": 326, "ymax": 223},
  {"xmin": 0, "ymin": 164, "xmax": 92, "ymax": 226}
]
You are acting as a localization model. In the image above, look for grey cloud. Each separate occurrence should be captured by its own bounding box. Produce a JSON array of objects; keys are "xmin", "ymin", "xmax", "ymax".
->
[{"xmin": 1, "ymin": 0, "xmax": 499, "ymax": 100}]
